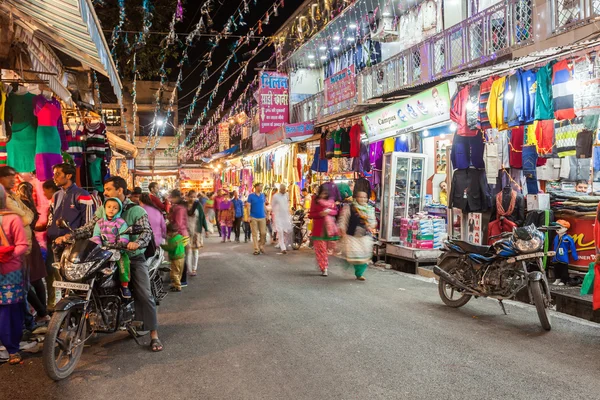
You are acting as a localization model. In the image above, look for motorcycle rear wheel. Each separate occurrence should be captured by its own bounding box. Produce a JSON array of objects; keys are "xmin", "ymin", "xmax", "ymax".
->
[
  {"xmin": 530, "ymin": 281, "xmax": 552, "ymax": 331},
  {"xmin": 43, "ymin": 309, "xmax": 87, "ymax": 381},
  {"xmin": 438, "ymin": 278, "xmax": 472, "ymax": 308}
]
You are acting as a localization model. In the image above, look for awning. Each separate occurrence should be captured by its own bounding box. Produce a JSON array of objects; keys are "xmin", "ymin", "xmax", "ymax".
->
[
  {"xmin": 2, "ymin": 0, "xmax": 123, "ymax": 103},
  {"xmin": 107, "ymin": 132, "xmax": 138, "ymax": 158}
]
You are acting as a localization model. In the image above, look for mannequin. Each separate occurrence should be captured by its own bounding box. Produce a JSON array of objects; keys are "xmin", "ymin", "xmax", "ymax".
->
[
  {"xmin": 551, "ymin": 219, "xmax": 578, "ymax": 286},
  {"xmin": 492, "ymin": 184, "xmax": 525, "ymax": 225}
]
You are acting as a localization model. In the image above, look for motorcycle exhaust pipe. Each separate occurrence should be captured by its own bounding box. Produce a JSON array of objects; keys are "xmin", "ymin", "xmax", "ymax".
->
[{"xmin": 433, "ymin": 266, "xmax": 482, "ymax": 296}]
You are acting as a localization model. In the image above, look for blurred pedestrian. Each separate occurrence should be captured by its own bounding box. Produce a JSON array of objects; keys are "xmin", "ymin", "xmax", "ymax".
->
[
  {"xmin": 309, "ymin": 185, "xmax": 339, "ymax": 276},
  {"xmin": 140, "ymin": 194, "xmax": 166, "ymax": 246},
  {"xmin": 219, "ymin": 192, "xmax": 234, "ymax": 242},
  {"xmin": 168, "ymin": 189, "xmax": 189, "ymax": 287},
  {"xmin": 161, "ymin": 223, "xmax": 187, "ymax": 292},
  {"xmin": 246, "ymin": 183, "xmax": 267, "ymax": 255},
  {"xmin": 338, "ymin": 191, "xmax": 376, "ymax": 281},
  {"xmin": 204, "ymin": 192, "xmax": 216, "ymax": 234},
  {"xmin": 232, "ymin": 191, "xmax": 244, "ymax": 243},
  {"xmin": 271, "ymin": 184, "xmax": 292, "ymax": 254},
  {"xmin": 0, "ymin": 186, "xmax": 29, "ymax": 365}
]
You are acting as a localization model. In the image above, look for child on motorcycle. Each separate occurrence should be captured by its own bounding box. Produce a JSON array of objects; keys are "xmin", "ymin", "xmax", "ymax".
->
[{"xmin": 90, "ymin": 198, "xmax": 131, "ymax": 299}]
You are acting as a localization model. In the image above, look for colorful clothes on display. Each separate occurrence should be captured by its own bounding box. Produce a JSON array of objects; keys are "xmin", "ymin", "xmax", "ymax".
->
[
  {"xmin": 333, "ymin": 128, "xmax": 342, "ymax": 157},
  {"xmin": 349, "ymin": 124, "xmax": 362, "ymax": 157},
  {"xmin": 509, "ymin": 126, "xmax": 525, "ymax": 168},
  {"xmin": 34, "ymin": 95, "xmax": 66, "ymax": 181},
  {"xmin": 535, "ymin": 62, "xmax": 555, "ymax": 120},
  {"xmin": 552, "ymin": 59, "xmax": 577, "ymax": 120},
  {"xmin": 478, "ymin": 77, "xmax": 495, "ymax": 130},
  {"xmin": 0, "ymin": 140, "xmax": 6, "ymax": 165},
  {"xmin": 554, "ymin": 118, "xmax": 583, "ymax": 157},
  {"xmin": 515, "ymin": 69, "xmax": 536, "ymax": 124},
  {"xmin": 5, "ymin": 92, "xmax": 37, "ymax": 173},
  {"xmin": 66, "ymin": 128, "xmax": 84, "ymax": 167},
  {"xmin": 450, "ymin": 85, "xmax": 477, "ymax": 136},
  {"xmin": 487, "ymin": 76, "xmax": 508, "ymax": 130}
]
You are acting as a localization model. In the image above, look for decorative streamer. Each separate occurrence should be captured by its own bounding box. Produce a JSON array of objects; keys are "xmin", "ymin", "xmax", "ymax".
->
[
  {"xmin": 109, "ymin": 0, "xmax": 126, "ymax": 73},
  {"xmin": 92, "ymin": 71, "xmax": 104, "ymax": 122},
  {"xmin": 135, "ymin": 0, "xmax": 154, "ymax": 48},
  {"xmin": 131, "ymin": 51, "xmax": 139, "ymax": 143}
]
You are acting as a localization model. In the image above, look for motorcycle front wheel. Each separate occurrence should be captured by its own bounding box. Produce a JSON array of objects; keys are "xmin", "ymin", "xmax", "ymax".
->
[
  {"xmin": 42, "ymin": 308, "xmax": 87, "ymax": 381},
  {"xmin": 438, "ymin": 275, "xmax": 472, "ymax": 308},
  {"xmin": 530, "ymin": 281, "xmax": 552, "ymax": 331}
]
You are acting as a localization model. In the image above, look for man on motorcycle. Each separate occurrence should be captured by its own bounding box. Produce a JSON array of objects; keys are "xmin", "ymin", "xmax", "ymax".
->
[{"xmin": 55, "ymin": 176, "xmax": 163, "ymax": 352}]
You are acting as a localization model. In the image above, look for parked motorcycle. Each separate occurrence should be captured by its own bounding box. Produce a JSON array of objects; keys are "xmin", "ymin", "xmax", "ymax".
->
[
  {"xmin": 433, "ymin": 224, "xmax": 558, "ymax": 331},
  {"xmin": 292, "ymin": 208, "xmax": 308, "ymax": 250},
  {"xmin": 42, "ymin": 220, "xmax": 167, "ymax": 381}
]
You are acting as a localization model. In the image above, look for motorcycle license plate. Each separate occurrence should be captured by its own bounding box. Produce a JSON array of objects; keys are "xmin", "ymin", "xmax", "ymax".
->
[
  {"xmin": 53, "ymin": 281, "xmax": 90, "ymax": 291},
  {"xmin": 515, "ymin": 252, "xmax": 546, "ymax": 261}
]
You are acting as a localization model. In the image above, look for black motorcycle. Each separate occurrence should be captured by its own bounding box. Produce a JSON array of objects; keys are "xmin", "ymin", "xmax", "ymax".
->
[
  {"xmin": 292, "ymin": 208, "xmax": 308, "ymax": 250},
  {"xmin": 42, "ymin": 221, "xmax": 167, "ymax": 380}
]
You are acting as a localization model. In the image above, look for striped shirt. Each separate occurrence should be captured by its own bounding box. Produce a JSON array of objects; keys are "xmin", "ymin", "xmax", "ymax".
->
[{"xmin": 552, "ymin": 60, "xmax": 577, "ymax": 121}]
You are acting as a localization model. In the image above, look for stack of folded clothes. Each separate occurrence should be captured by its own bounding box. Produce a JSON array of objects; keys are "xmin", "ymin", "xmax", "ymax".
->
[{"xmin": 549, "ymin": 191, "xmax": 600, "ymax": 217}]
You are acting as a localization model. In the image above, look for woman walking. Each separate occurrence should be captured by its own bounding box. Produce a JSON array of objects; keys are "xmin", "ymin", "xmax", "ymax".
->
[
  {"xmin": 17, "ymin": 182, "xmax": 49, "ymax": 322},
  {"xmin": 0, "ymin": 186, "xmax": 30, "ymax": 365},
  {"xmin": 308, "ymin": 185, "xmax": 339, "ymax": 276},
  {"xmin": 204, "ymin": 193, "xmax": 216, "ymax": 234},
  {"xmin": 219, "ymin": 193, "xmax": 234, "ymax": 242},
  {"xmin": 140, "ymin": 194, "xmax": 167, "ymax": 246},
  {"xmin": 338, "ymin": 191, "xmax": 376, "ymax": 281}
]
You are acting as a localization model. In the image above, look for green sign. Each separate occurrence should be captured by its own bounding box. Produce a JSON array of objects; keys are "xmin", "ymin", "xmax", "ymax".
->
[{"xmin": 362, "ymin": 82, "xmax": 453, "ymax": 141}]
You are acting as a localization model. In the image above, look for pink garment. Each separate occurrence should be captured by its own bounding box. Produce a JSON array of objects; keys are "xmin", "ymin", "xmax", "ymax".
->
[
  {"xmin": 318, "ymin": 199, "xmax": 339, "ymax": 237},
  {"xmin": 0, "ymin": 213, "xmax": 29, "ymax": 275},
  {"xmin": 33, "ymin": 95, "xmax": 67, "ymax": 181},
  {"xmin": 142, "ymin": 205, "xmax": 166, "ymax": 245}
]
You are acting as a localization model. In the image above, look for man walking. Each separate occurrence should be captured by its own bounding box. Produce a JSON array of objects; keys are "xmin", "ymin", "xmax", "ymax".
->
[
  {"xmin": 246, "ymin": 183, "xmax": 267, "ymax": 255},
  {"xmin": 56, "ymin": 176, "xmax": 163, "ymax": 352},
  {"xmin": 232, "ymin": 191, "xmax": 244, "ymax": 243},
  {"xmin": 271, "ymin": 184, "xmax": 292, "ymax": 254}
]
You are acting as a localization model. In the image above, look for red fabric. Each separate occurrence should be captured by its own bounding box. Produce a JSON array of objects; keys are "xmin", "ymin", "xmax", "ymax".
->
[
  {"xmin": 349, "ymin": 124, "xmax": 362, "ymax": 157},
  {"xmin": 319, "ymin": 135, "xmax": 326, "ymax": 160},
  {"xmin": 168, "ymin": 203, "xmax": 189, "ymax": 237},
  {"xmin": 149, "ymin": 193, "xmax": 166, "ymax": 212},
  {"xmin": 535, "ymin": 120, "xmax": 554, "ymax": 156},
  {"xmin": 450, "ymin": 85, "xmax": 477, "ymax": 137},
  {"xmin": 509, "ymin": 126, "xmax": 524, "ymax": 168},
  {"xmin": 308, "ymin": 197, "xmax": 338, "ymax": 238},
  {"xmin": 487, "ymin": 218, "xmax": 517, "ymax": 244},
  {"xmin": 0, "ymin": 245, "xmax": 15, "ymax": 263}
]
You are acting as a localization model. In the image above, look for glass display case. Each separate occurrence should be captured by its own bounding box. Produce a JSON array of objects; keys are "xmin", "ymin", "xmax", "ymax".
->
[{"xmin": 380, "ymin": 152, "xmax": 428, "ymax": 242}]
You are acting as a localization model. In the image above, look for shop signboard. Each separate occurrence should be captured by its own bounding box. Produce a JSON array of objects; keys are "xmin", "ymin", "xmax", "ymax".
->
[
  {"xmin": 284, "ymin": 121, "xmax": 315, "ymax": 139},
  {"xmin": 179, "ymin": 168, "xmax": 213, "ymax": 181},
  {"xmin": 363, "ymin": 82, "xmax": 453, "ymax": 142},
  {"xmin": 252, "ymin": 132, "xmax": 267, "ymax": 150},
  {"xmin": 259, "ymin": 72, "xmax": 289, "ymax": 133},
  {"xmin": 218, "ymin": 123, "xmax": 230, "ymax": 152},
  {"xmin": 324, "ymin": 65, "xmax": 356, "ymax": 107}
]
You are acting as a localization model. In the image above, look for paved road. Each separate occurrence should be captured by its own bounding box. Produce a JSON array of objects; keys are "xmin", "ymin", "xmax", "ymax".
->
[{"xmin": 3, "ymin": 237, "xmax": 600, "ymax": 399}]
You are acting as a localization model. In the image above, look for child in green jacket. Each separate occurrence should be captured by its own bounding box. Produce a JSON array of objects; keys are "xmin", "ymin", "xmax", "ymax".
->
[{"xmin": 161, "ymin": 224, "xmax": 187, "ymax": 291}]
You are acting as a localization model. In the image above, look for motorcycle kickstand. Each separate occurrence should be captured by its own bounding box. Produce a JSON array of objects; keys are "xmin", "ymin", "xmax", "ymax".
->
[
  {"xmin": 498, "ymin": 300, "xmax": 508, "ymax": 315},
  {"xmin": 126, "ymin": 325, "xmax": 144, "ymax": 346}
]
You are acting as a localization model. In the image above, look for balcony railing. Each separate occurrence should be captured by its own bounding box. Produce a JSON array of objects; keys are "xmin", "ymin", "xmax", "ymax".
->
[
  {"xmin": 361, "ymin": 0, "xmax": 534, "ymax": 101},
  {"xmin": 553, "ymin": 0, "xmax": 600, "ymax": 33},
  {"xmin": 291, "ymin": 92, "xmax": 323, "ymax": 124}
]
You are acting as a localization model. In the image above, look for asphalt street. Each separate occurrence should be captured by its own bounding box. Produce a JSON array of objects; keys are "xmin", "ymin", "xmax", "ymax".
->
[{"xmin": 4, "ymin": 236, "xmax": 600, "ymax": 400}]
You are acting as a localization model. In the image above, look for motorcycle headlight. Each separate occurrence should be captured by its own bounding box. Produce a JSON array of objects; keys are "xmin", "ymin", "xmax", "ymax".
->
[
  {"xmin": 63, "ymin": 261, "xmax": 96, "ymax": 282},
  {"xmin": 514, "ymin": 236, "xmax": 543, "ymax": 253}
]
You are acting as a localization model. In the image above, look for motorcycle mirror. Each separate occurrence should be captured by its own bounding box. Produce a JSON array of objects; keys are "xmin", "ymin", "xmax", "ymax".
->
[{"xmin": 56, "ymin": 218, "xmax": 70, "ymax": 229}]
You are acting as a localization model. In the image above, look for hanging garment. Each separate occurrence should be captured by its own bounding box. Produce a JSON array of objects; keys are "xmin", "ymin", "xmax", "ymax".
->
[
  {"xmin": 333, "ymin": 128, "xmax": 343, "ymax": 157},
  {"xmin": 325, "ymin": 130, "xmax": 334, "ymax": 159},
  {"xmin": 478, "ymin": 77, "xmax": 495, "ymax": 130},
  {"xmin": 448, "ymin": 168, "xmax": 492, "ymax": 212},
  {"xmin": 5, "ymin": 92, "xmax": 37, "ymax": 173},
  {"xmin": 84, "ymin": 122, "xmax": 108, "ymax": 159},
  {"xmin": 450, "ymin": 85, "xmax": 477, "ymax": 137},
  {"xmin": 522, "ymin": 145, "xmax": 539, "ymax": 194},
  {"xmin": 467, "ymin": 83, "xmax": 481, "ymax": 130},
  {"xmin": 535, "ymin": 62, "xmax": 555, "ymax": 120},
  {"xmin": 536, "ymin": 158, "xmax": 561, "ymax": 181},
  {"xmin": 66, "ymin": 129, "xmax": 84, "ymax": 167},
  {"xmin": 311, "ymin": 146, "xmax": 328, "ymax": 172},
  {"xmin": 0, "ymin": 140, "xmax": 6, "ymax": 166},
  {"xmin": 352, "ymin": 142, "xmax": 371, "ymax": 174},
  {"xmin": 531, "ymin": 120, "xmax": 554, "ymax": 156},
  {"xmin": 555, "ymin": 118, "xmax": 583, "ymax": 157},
  {"xmin": 451, "ymin": 133, "xmax": 485, "ymax": 170},
  {"xmin": 340, "ymin": 127, "xmax": 351, "ymax": 157},
  {"xmin": 484, "ymin": 141, "xmax": 500, "ymax": 181},
  {"xmin": 486, "ymin": 129, "xmax": 510, "ymax": 168},
  {"xmin": 34, "ymin": 95, "xmax": 66, "ymax": 181},
  {"xmin": 488, "ymin": 191, "xmax": 519, "ymax": 244},
  {"xmin": 349, "ymin": 124, "xmax": 362, "ymax": 157},
  {"xmin": 383, "ymin": 137, "xmax": 395, "ymax": 153},
  {"xmin": 503, "ymin": 71, "xmax": 521, "ymax": 127},
  {"xmin": 568, "ymin": 157, "xmax": 591, "ymax": 181},
  {"xmin": 576, "ymin": 129, "xmax": 594, "ymax": 158},
  {"xmin": 395, "ymin": 136, "xmax": 409, "ymax": 152},
  {"xmin": 487, "ymin": 77, "xmax": 509, "ymax": 130},
  {"xmin": 369, "ymin": 141, "xmax": 384, "ymax": 171},
  {"xmin": 319, "ymin": 128, "xmax": 327, "ymax": 160},
  {"xmin": 552, "ymin": 59, "xmax": 577, "ymax": 120},
  {"xmin": 509, "ymin": 126, "xmax": 525, "ymax": 168},
  {"xmin": 515, "ymin": 69, "xmax": 536, "ymax": 124}
]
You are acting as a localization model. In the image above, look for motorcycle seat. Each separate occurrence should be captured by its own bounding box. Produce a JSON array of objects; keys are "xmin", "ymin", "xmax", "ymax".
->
[{"xmin": 448, "ymin": 240, "xmax": 492, "ymax": 255}]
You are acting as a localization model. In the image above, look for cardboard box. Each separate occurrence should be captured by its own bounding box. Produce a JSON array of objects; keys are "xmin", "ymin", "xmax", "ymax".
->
[{"xmin": 526, "ymin": 194, "xmax": 550, "ymax": 210}]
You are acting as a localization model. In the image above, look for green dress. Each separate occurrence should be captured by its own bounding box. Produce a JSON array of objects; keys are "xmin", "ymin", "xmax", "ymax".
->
[{"xmin": 5, "ymin": 93, "xmax": 37, "ymax": 173}]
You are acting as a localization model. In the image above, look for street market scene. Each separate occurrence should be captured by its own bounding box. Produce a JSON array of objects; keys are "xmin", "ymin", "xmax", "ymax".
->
[{"xmin": 4, "ymin": 0, "xmax": 600, "ymax": 398}]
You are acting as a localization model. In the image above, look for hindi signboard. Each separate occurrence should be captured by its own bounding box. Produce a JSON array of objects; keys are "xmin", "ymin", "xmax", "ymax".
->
[
  {"xmin": 324, "ymin": 65, "xmax": 356, "ymax": 107},
  {"xmin": 218, "ymin": 123, "xmax": 229, "ymax": 152},
  {"xmin": 284, "ymin": 121, "xmax": 315, "ymax": 139},
  {"xmin": 259, "ymin": 72, "xmax": 289, "ymax": 133}
]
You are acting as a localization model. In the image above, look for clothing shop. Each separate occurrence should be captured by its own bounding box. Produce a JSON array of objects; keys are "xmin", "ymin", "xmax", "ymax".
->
[{"xmin": 446, "ymin": 44, "xmax": 600, "ymax": 287}]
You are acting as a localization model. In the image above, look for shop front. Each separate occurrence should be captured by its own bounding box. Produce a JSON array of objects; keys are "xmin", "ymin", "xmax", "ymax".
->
[{"xmin": 362, "ymin": 81, "xmax": 456, "ymax": 269}]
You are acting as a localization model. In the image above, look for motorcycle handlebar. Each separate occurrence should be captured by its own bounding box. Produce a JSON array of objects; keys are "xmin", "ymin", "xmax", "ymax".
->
[{"xmin": 489, "ymin": 232, "xmax": 512, "ymax": 240}]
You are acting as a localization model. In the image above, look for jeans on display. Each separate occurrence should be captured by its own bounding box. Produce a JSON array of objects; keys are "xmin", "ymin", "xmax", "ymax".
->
[{"xmin": 522, "ymin": 145, "xmax": 539, "ymax": 195}]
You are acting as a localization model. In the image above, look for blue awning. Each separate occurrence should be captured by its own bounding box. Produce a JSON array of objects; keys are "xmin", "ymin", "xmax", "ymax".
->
[{"xmin": 2, "ymin": 0, "xmax": 123, "ymax": 103}]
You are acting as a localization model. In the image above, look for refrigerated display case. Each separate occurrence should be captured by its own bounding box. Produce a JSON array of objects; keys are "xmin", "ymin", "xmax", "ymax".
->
[{"xmin": 380, "ymin": 152, "xmax": 428, "ymax": 242}]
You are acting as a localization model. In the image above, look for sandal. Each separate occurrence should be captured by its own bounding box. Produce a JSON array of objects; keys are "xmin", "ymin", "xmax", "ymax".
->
[
  {"xmin": 150, "ymin": 338, "xmax": 163, "ymax": 352},
  {"xmin": 170, "ymin": 287, "xmax": 182, "ymax": 292},
  {"xmin": 8, "ymin": 353, "xmax": 22, "ymax": 365},
  {"xmin": 253, "ymin": 251, "xmax": 260, "ymax": 255}
]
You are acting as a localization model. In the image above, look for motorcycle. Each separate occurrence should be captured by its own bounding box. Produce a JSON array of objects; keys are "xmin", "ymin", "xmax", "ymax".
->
[
  {"xmin": 42, "ymin": 220, "xmax": 167, "ymax": 381},
  {"xmin": 433, "ymin": 224, "xmax": 559, "ymax": 331},
  {"xmin": 292, "ymin": 208, "xmax": 309, "ymax": 250}
]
